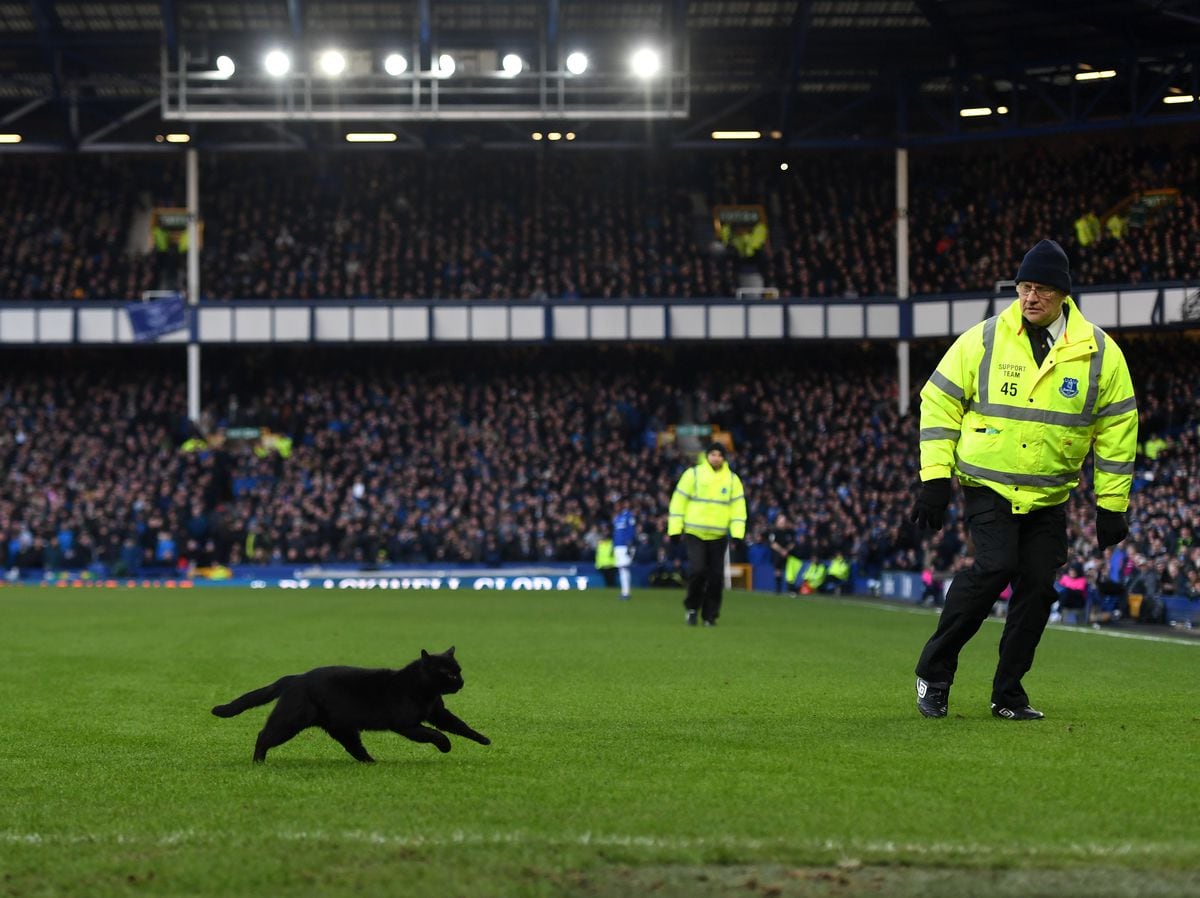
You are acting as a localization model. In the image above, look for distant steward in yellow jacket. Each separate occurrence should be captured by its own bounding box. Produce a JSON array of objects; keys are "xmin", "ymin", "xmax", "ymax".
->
[{"xmin": 668, "ymin": 441, "xmax": 747, "ymax": 627}]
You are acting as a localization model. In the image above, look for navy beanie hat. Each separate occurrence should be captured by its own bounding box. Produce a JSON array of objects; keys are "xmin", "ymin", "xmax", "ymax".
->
[{"xmin": 1016, "ymin": 239, "xmax": 1071, "ymax": 296}]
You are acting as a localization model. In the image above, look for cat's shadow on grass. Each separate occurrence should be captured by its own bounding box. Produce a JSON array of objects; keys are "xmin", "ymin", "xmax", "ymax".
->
[{"xmin": 203, "ymin": 752, "xmax": 490, "ymax": 772}]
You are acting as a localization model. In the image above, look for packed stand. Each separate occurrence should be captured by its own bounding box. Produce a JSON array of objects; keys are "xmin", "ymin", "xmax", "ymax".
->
[
  {"xmin": 0, "ymin": 155, "xmax": 176, "ymax": 301},
  {"xmin": 199, "ymin": 152, "xmax": 736, "ymax": 301},
  {"xmin": 2, "ymin": 339, "xmax": 1197, "ymax": 618},
  {"xmin": 904, "ymin": 135, "xmax": 1200, "ymax": 295},
  {"xmin": 2, "ymin": 135, "xmax": 1199, "ymax": 303}
]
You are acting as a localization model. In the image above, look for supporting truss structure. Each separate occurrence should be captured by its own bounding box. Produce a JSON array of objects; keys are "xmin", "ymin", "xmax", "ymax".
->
[
  {"xmin": 161, "ymin": 45, "xmax": 690, "ymax": 122},
  {"xmin": 0, "ymin": 1, "xmax": 1198, "ymax": 151}
]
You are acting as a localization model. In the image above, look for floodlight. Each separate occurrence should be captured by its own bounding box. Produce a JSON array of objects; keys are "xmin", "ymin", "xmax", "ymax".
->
[
  {"xmin": 565, "ymin": 51, "xmax": 588, "ymax": 75},
  {"xmin": 958, "ymin": 106, "xmax": 992, "ymax": 117},
  {"xmin": 318, "ymin": 49, "xmax": 347, "ymax": 77},
  {"xmin": 630, "ymin": 47, "xmax": 661, "ymax": 79},
  {"xmin": 1163, "ymin": 94, "xmax": 1195, "ymax": 104},
  {"xmin": 0, "ymin": 134, "xmax": 23, "ymax": 143},
  {"xmin": 264, "ymin": 49, "xmax": 291, "ymax": 78},
  {"xmin": 346, "ymin": 133, "xmax": 398, "ymax": 143},
  {"xmin": 384, "ymin": 53, "xmax": 408, "ymax": 76},
  {"xmin": 437, "ymin": 54, "xmax": 456, "ymax": 77},
  {"xmin": 502, "ymin": 54, "xmax": 524, "ymax": 76},
  {"xmin": 215, "ymin": 55, "xmax": 235, "ymax": 78}
]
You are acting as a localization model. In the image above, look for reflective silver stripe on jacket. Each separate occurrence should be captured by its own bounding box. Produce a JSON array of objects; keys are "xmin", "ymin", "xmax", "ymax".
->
[
  {"xmin": 1095, "ymin": 396, "xmax": 1137, "ymax": 418},
  {"xmin": 928, "ymin": 370, "xmax": 965, "ymax": 403},
  {"xmin": 955, "ymin": 459, "xmax": 1077, "ymax": 487},
  {"xmin": 920, "ymin": 427, "xmax": 960, "ymax": 442},
  {"xmin": 685, "ymin": 466, "xmax": 740, "ymax": 506},
  {"xmin": 973, "ymin": 317, "xmax": 1105, "ymax": 426},
  {"xmin": 1094, "ymin": 456, "xmax": 1135, "ymax": 475}
]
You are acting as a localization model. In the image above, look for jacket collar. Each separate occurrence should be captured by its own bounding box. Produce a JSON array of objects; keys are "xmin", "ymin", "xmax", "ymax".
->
[{"xmin": 1002, "ymin": 295, "xmax": 1091, "ymax": 348}]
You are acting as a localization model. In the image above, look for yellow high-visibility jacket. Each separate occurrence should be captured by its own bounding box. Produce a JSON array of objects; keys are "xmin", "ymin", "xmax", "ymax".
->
[
  {"xmin": 595, "ymin": 538, "xmax": 616, "ymax": 570},
  {"xmin": 919, "ymin": 296, "xmax": 1137, "ymax": 514},
  {"xmin": 667, "ymin": 461, "xmax": 747, "ymax": 540},
  {"xmin": 802, "ymin": 561, "xmax": 827, "ymax": 590},
  {"xmin": 828, "ymin": 554, "xmax": 850, "ymax": 581}
]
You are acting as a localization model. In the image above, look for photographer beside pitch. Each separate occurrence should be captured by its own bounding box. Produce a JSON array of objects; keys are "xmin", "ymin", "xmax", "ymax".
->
[{"xmin": 910, "ymin": 239, "xmax": 1137, "ymax": 721}]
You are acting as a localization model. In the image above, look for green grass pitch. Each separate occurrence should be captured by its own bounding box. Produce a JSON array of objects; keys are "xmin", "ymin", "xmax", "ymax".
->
[{"xmin": 1, "ymin": 585, "xmax": 1197, "ymax": 897}]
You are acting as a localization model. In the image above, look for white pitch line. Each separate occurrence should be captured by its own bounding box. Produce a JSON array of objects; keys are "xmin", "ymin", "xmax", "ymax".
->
[{"xmin": 1, "ymin": 829, "xmax": 1194, "ymax": 861}]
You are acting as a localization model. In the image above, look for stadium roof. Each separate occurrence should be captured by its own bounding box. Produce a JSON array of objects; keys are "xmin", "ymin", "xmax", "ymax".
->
[{"xmin": 1, "ymin": 0, "xmax": 1199, "ymax": 150}]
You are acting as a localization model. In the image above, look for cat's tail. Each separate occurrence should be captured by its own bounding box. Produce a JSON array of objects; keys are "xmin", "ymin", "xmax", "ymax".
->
[{"xmin": 211, "ymin": 677, "xmax": 290, "ymax": 717}]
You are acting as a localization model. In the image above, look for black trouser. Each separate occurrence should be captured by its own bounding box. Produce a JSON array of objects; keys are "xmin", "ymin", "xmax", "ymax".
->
[
  {"xmin": 684, "ymin": 534, "xmax": 728, "ymax": 623},
  {"xmin": 915, "ymin": 486, "xmax": 1067, "ymax": 708}
]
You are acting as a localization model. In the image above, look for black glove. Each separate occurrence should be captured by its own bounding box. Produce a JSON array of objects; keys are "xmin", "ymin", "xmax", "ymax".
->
[
  {"xmin": 909, "ymin": 478, "xmax": 952, "ymax": 531},
  {"xmin": 1096, "ymin": 508, "xmax": 1129, "ymax": 549},
  {"xmin": 668, "ymin": 533, "xmax": 681, "ymax": 546}
]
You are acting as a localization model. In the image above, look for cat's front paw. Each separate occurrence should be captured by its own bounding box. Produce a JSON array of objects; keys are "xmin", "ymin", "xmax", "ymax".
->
[
  {"xmin": 434, "ymin": 736, "xmax": 452, "ymax": 753},
  {"xmin": 475, "ymin": 735, "xmax": 491, "ymax": 746}
]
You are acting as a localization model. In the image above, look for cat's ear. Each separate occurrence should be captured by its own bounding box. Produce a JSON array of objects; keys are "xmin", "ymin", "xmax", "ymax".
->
[
  {"xmin": 446, "ymin": 646, "xmax": 456, "ymax": 656},
  {"xmin": 421, "ymin": 649, "xmax": 430, "ymax": 659}
]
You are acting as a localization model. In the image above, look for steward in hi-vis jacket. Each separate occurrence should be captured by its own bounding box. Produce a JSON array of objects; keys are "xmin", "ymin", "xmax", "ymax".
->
[
  {"xmin": 909, "ymin": 239, "xmax": 1136, "ymax": 722},
  {"xmin": 667, "ymin": 441, "xmax": 747, "ymax": 627}
]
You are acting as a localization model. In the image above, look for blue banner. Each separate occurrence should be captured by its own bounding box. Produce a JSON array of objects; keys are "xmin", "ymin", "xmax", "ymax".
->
[
  {"xmin": 881, "ymin": 569, "xmax": 926, "ymax": 603},
  {"xmin": 126, "ymin": 295, "xmax": 188, "ymax": 342},
  {"xmin": 257, "ymin": 574, "xmax": 596, "ymax": 591}
]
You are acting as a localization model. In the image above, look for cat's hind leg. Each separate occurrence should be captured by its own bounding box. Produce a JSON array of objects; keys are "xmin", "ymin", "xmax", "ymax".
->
[
  {"xmin": 326, "ymin": 728, "xmax": 375, "ymax": 763},
  {"xmin": 253, "ymin": 695, "xmax": 315, "ymax": 762}
]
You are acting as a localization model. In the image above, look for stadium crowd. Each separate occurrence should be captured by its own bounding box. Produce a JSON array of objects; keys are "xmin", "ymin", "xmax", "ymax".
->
[
  {"xmin": 2, "ymin": 338, "xmax": 1198, "ymax": 610},
  {"xmin": 1, "ymin": 133, "xmax": 1198, "ymax": 302}
]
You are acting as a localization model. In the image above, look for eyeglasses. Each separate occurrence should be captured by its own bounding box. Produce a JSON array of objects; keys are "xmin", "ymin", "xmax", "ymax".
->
[{"xmin": 1016, "ymin": 282, "xmax": 1060, "ymax": 299}]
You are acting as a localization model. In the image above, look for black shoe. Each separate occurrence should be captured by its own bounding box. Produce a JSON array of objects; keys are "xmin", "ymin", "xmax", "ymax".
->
[
  {"xmin": 702, "ymin": 619, "xmax": 717, "ymax": 627},
  {"xmin": 685, "ymin": 610, "xmax": 698, "ymax": 626},
  {"xmin": 916, "ymin": 677, "xmax": 949, "ymax": 718},
  {"xmin": 991, "ymin": 703, "xmax": 1044, "ymax": 721}
]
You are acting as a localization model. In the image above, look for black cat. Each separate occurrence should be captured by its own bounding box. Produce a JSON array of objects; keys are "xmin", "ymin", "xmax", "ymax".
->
[{"xmin": 211, "ymin": 646, "xmax": 490, "ymax": 763}]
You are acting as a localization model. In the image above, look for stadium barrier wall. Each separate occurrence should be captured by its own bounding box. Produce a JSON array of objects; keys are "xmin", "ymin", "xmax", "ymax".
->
[
  {"xmin": 880, "ymin": 569, "xmax": 1199, "ymax": 628},
  {"xmin": 882, "ymin": 570, "xmax": 929, "ymax": 603},
  {"xmin": 7, "ymin": 564, "xmax": 1195, "ymax": 627},
  {"xmin": 2, "ymin": 558, "xmax": 809, "ymax": 596},
  {"xmin": 0, "ymin": 282, "xmax": 1195, "ymax": 344},
  {"xmin": 2, "ymin": 560, "xmax": 826, "ymax": 597},
  {"xmin": 3, "ymin": 563, "xmax": 605, "ymax": 590}
]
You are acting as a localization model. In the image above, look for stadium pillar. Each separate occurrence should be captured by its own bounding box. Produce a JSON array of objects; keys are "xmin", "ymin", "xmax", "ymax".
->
[
  {"xmin": 186, "ymin": 148, "xmax": 201, "ymax": 425},
  {"xmin": 895, "ymin": 146, "xmax": 910, "ymax": 418}
]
